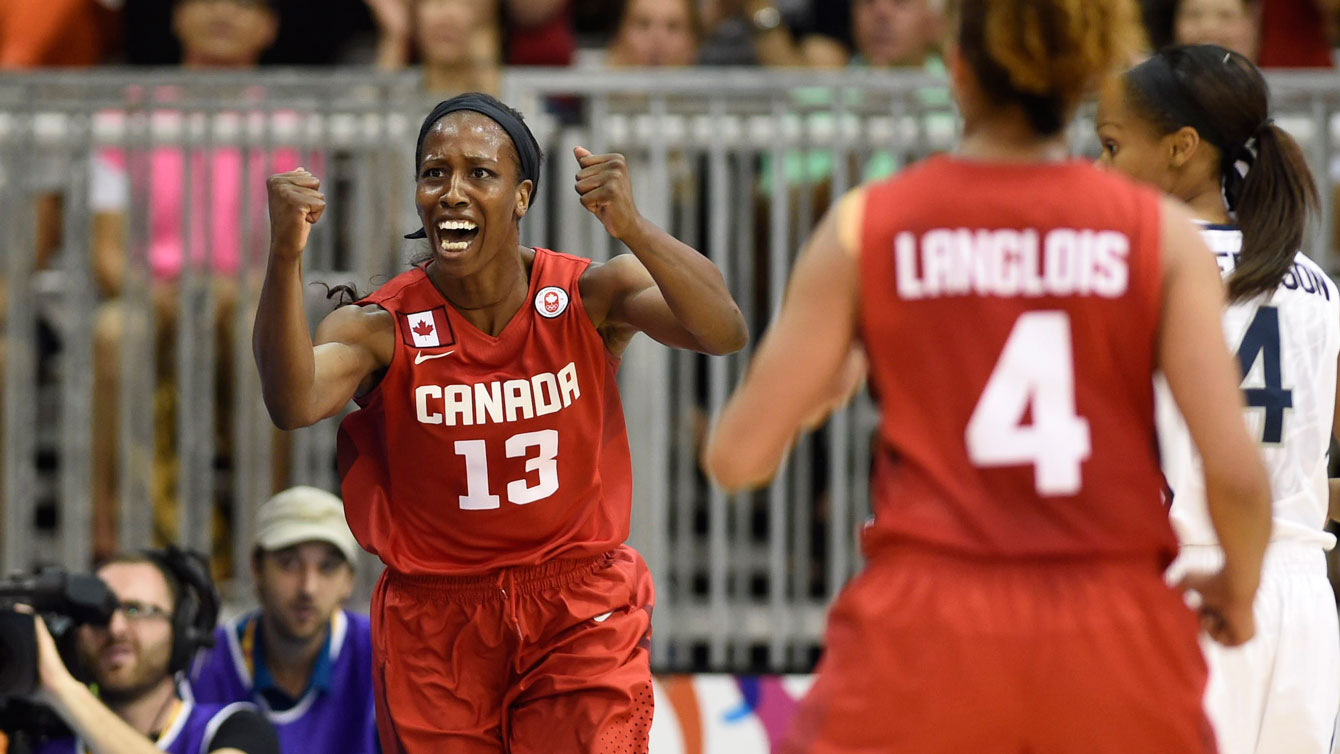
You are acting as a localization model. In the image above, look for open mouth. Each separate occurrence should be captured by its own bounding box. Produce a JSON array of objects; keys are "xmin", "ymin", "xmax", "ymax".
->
[{"xmin": 438, "ymin": 219, "xmax": 480, "ymax": 252}]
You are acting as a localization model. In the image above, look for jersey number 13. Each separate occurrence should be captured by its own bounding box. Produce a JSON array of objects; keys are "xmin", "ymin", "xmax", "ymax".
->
[{"xmin": 453, "ymin": 429, "xmax": 559, "ymax": 509}]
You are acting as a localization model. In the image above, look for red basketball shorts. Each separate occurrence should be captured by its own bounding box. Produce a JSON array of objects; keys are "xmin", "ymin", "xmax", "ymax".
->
[
  {"xmin": 371, "ymin": 545, "xmax": 655, "ymax": 754},
  {"xmin": 783, "ymin": 547, "xmax": 1215, "ymax": 754}
]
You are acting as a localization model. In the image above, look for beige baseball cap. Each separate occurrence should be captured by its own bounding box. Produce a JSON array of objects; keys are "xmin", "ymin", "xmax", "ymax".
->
[{"xmin": 255, "ymin": 486, "xmax": 360, "ymax": 565}]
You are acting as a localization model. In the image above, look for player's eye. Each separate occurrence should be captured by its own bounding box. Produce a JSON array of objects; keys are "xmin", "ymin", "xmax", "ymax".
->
[
  {"xmin": 422, "ymin": 167, "xmax": 445, "ymax": 179},
  {"xmin": 471, "ymin": 167, "xmax": 491, "ymax": 179}
]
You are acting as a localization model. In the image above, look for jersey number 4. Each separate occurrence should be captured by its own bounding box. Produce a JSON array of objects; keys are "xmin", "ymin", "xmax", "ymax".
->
[
  {"xmin": 1235, "ymin": 306, "xmax": 1292, "ymax": 444},
  {"xmin": 965, "ymin": 311, "xmax": 1092, "ymax": 496},
  {"xmin": 453, "ymin": 429, "xmax": 559, "ymax": 509}
]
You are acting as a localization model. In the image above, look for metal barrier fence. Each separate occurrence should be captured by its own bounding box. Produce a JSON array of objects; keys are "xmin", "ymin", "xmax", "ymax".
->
[{"xmin": 0, "ymin": 68, "xmax": 1337, "ymax": 673}]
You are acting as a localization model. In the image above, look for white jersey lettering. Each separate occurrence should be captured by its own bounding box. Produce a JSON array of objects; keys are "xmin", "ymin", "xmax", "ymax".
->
[
  {"xmin": 415, "ymin": 362, "xmax": 581, "ymax": 427},
  {"xmin": 896, "ymin": 227, "xmax": 1130, "ymax": 300}
]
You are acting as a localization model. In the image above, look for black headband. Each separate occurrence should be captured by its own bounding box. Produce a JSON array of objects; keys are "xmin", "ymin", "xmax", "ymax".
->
[{"xmin": 405, "ymin": 93, "xmax": 541, "ymax": 240}]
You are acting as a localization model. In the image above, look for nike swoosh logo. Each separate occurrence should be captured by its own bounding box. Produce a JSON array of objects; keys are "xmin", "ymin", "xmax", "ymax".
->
[
  {"xmin": 592, "ymin": 611, "xmax": 614, "ymax": 623},
  {"xmin": 414, "ymin": 350, "xmax": 455, "ymax": 365}
]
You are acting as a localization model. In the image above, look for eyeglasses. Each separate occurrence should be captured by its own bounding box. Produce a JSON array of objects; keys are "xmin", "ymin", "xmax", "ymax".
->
[{"xmin": 113, "ymin": 600, "xmax": 172, "ymax": 623}]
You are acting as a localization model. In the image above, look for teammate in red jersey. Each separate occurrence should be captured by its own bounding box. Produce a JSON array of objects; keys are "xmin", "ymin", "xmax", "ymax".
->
[
  {"xmin": 252, "ymin": 92, "xmax": 746, "ymax": 753},
  {"xmin": 705, "ymin": 1, "xmax": 1272, "ymax": 752}
]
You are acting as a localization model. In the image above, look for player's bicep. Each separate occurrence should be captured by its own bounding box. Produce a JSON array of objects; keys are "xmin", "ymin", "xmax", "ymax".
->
[
  {"xmin": 306, "ymin": 305, "xmax": 392, "ymax": 420},
  {"xmin": 592, "ymin": 255, "xmax": 700, "ymax": 351},
  {"xmin": 706, "ymin": 192, "xmax": 861, "ymax": 488},
  {"xmin": 613, "ymin": 277, "xmax": 707, "ymax": 351}
]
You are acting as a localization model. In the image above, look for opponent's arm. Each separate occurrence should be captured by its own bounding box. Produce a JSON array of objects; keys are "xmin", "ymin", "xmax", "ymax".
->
[
  {"xmin": 253, "ymin": 169, "xmax": 390, "ymax": 430},
  {"xmin": 1157, "ymin": 196, "xmax": 1271, "ymax": 647},
  {"xmin": 573, "ymin": 147, "xmax": 747, "ymax": 356},
  {"xmin": 704, "ymin": 189, "xmax": 864, "ymax": 490}
]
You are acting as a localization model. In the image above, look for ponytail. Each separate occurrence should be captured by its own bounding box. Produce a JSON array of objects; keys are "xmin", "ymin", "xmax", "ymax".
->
[{"xmin": 1227, "ymin": 123, "xmax": 1318, "ymax": 301}]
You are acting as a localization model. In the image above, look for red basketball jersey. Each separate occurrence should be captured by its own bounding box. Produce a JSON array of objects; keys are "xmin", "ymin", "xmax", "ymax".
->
[
  {"xmin": 858, "ymin": 155, "xmax": 1176, "ymax": 561},
  {"xmin": 337, "ymin": 248, "xmax": 633, "ymax": 574}
]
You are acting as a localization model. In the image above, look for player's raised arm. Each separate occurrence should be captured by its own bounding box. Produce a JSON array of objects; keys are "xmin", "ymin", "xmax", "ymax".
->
[
  {"xmin": 253, "ymin": 169, "xmax": 391, "ymax": 430},
  {"xmin": 1157, "ymin": 196, "xmax": 1271, "ymax": 646},
  {"xmin": 573, "ymin": 146, "xmax": 747, "ymax": 356},
  {"xmin": 704, "ymin": 189, "xmax": 864, "ymax": 490}
]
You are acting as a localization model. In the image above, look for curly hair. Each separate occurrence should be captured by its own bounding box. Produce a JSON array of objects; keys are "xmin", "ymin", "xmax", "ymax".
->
[{"xmin": 952, "ymin": 0, "xmax": 1147, "ymax": 135}]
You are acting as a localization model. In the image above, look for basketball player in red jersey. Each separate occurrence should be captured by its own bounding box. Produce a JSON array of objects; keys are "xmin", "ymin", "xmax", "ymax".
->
[
  {"xmin": 705, "ymin": 1, "xmax": 1272, "ymax": 751},
  {"xmin": 252, "ymin": 92, "xmax": 746, "ymax": 753}
]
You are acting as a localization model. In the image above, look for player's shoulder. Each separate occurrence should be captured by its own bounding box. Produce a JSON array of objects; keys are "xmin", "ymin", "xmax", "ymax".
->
[
  {"xmin": 362, "ymin": 266, "xmax": 431, "ymax": 308},
  {"xmin": 316, "ymin": 300, "xmax": 395, "ymax": 343},
  {"xmin": 532, "ymin": 246, "xmax": 591, "ymax": 270},
  {"xmin": 1293, "ymin": 250, "xmax": 1333, "ymax": 281}
]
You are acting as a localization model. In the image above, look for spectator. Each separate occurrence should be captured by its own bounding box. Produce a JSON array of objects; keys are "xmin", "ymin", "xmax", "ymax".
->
[
  {"xmin": 495, "ymin": 0, "xmax": 576, "ymax": 66},
  {"xmin": 1172, "ymin": 0, "xmax": 1257, "ymax": 58},
  {"xmin": 850, "ymin": 0, "xmax": 942, "ymax": 68},
  {"xmin": 366, "ymin": 0, "xmax": 575, "ymax": 74},
  {"xmin": 123, "ymin": 0, "xmax": 375, "ymax": 65},
  {"xmin": 761, "ymin": 0, "xmax": 948, "ymax": 195},
  {"xmin": 19, "ymin": 547, "xmax": 281, "ymax": 754},
  {"xmin": 1258, "ymin": 0, "xmax": 1335, "ymax": 67},
  {"xmin": 368, "ymin": 0, "xmax": 502, "ymax": 95},
  {"xmin": 90, "ymin": 0, "xmax": 294, "ymax": 561},
  {"xmin": 698, "ymin": 0, "xmax": 848, "ymax": 66},
  {"xmin": 606, "ymin": 0, "xmax": 699, "ymax": 67},
  {"xmin": 189, "ymin": 487, "xmax": 377, "ymax": 754},
  {"xmin": 173, "ymin": 0, "xmax": 278, "ymax": 67}
]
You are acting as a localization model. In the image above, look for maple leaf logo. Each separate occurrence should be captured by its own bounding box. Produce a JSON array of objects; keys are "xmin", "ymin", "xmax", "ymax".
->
[
  {"xmin": 412, "ymin": 320, "xmax": 434, "ymax": 338},
  {"xmin": 544, "ymin": 291, "xmax": 560, "ymax": 313}
]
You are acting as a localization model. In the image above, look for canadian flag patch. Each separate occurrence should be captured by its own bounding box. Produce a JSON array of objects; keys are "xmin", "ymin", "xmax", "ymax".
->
[
  {"xmin": 399, "ymin": 307, "xmax": 454, "ymax": 348},
  {"xmin": 535, "ymin": 286, "xmax": 569, "ymax": 318}
]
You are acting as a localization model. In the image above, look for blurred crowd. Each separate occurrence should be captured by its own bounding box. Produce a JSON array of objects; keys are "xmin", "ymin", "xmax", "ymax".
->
[{"xmin": 1, "ymin": 0, "xmax": 1338, "ymax": 76}]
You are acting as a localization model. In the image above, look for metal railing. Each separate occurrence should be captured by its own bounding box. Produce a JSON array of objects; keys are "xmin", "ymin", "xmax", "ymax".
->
[{"xmin": 1, "ymin": 67, "xmax": 1337, "ymax": 673}]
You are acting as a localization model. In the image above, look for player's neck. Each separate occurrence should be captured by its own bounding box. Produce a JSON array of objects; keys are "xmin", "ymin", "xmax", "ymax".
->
[
  {"xmin": 1180, "ymin": 186, "xmax": 1232, "ymax": 226},
  {"xmin": 429, "ymin": 246, "xmax": 532, "ymax": 336},
  {"xmin": 958, "ymin": 112, "xmax": 1070, "ymax": 164}
]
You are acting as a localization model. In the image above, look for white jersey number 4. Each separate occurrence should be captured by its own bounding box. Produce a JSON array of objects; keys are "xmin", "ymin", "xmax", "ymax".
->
[{"xmin": 965, "ymin": 311, "xmax": 1092, "ymax": 496}]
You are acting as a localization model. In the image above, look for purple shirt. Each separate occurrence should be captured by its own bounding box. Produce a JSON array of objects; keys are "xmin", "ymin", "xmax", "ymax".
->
[
  {"xmin": 33, "ymin": 700, "xmax": 256, "ymax": 754},
  {"xmin": 187, "ymin": 610, "xmax": 378, "ymax": 754}
]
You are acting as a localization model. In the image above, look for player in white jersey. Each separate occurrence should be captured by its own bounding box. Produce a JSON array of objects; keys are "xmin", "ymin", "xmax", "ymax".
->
[{"xmin": 1097, "ymin": 45, "xmax": 1340, "ymax": 754}]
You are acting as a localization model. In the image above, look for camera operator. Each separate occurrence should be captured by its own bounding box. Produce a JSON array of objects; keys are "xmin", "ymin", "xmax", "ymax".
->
[{"xmin": 21, "ymin": 549, "xmax": 279, "ymax": 754}]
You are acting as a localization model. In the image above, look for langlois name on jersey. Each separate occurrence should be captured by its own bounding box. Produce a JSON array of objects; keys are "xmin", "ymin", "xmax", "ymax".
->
[
  {"xmin": 895, "ymin": 227, "xmax": 1129, "ymax": 300},
  {"xmin": 415, "ymin": 362, "xmax": 581, "ymax": 427}
]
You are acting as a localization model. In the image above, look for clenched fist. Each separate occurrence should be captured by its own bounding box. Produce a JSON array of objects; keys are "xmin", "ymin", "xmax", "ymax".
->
[
  {"xmin": 574, "ymin": 147, "xmax": 643, "ymax": 242},
  {"xmin": 267, "ymin": 168, "xmax": 326, "ymax": 260}
]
